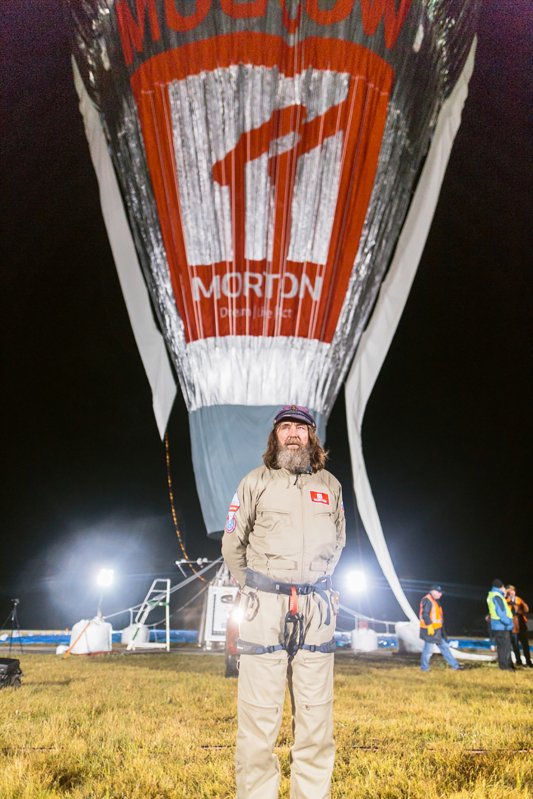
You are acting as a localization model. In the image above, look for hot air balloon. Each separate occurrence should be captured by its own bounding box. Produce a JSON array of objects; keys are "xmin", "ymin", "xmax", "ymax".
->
[{"xmin": 67, "ymin": 0, "xmax": 480, "ymax": 620}]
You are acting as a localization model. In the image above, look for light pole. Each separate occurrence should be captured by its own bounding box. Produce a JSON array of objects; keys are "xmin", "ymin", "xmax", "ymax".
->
[
  {"xmin": 345, "ymin": 569, "xmax": 368, "ymax": 635},
  {"xmin": 96, "ymin": 568, "xmax": 114, "ymax": 618}
]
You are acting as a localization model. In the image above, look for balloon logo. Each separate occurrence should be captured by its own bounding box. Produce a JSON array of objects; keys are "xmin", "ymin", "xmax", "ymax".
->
[{"xmin": 130, "ymin": 34, "xmax": 392, "ymax": 342}]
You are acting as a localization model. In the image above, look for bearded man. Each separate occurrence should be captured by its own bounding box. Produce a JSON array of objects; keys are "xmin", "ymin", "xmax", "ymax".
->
[{"xmin": 222, "ymin": 405, "xmax": 346, "ymax": 799}]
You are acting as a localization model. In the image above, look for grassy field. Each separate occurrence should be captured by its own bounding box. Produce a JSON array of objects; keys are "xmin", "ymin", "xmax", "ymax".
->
[{"xmin": 0, "ymin": 650, "xmax": 531, "ymax": 799}]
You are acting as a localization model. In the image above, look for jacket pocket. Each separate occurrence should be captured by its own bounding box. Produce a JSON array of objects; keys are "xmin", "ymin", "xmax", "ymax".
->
[
  {"xmin": 309, "ymin": 557, "xmax": 330, "ymax": 573},
  {"xmin": 265, "ymin": 555, "xmax": 297, "ymax": 570},
  {"xmin": 252, "ymin": 509, "xmax": 291, "ymax": 538}
]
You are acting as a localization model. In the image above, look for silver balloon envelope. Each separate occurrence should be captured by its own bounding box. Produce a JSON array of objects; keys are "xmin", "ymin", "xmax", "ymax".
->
[{"xmin": 68, "ymin": 0, "xmax": 479, "ymax": 534}]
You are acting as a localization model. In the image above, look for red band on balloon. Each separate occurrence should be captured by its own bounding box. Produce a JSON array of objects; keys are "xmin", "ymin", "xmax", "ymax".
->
[{"xmin": 221, "ymin": 0, "xmax": 268, "ymax": 19}]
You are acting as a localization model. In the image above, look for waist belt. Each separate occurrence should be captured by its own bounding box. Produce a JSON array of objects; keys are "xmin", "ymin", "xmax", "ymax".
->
[
  {"xmin": 243, "ymin": 569, "xmax": 333, "ymax": 656},
  {"xmin": 237, "ymin": 636, "xmax": 336, "ymax": 656},
  {"xmin": 245, "ymin": 569, "xmax": 332, "ymax": 624}
]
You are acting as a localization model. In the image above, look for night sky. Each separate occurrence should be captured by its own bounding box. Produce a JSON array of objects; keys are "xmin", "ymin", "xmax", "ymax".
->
[{"xmin": 1, "ymin": 2, "xmax": 531, "ymax": 634}]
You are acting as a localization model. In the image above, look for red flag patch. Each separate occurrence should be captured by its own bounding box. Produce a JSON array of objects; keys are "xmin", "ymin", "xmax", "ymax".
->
[{"xmin": 310, "ymin": 490, "xmax": 329, "ymax": 505}]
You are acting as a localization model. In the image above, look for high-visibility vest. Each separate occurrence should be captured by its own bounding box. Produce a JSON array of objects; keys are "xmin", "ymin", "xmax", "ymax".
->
[
  {"xmin": 515, "ymin": 596, "xmax": 529, "ymax": 625},
  {"xmin": 419, "ymin": 594, "xmax": 443, "ymax": 629},
  {"xmin": 487, "ymin": 590, "xmax": 513, "ymax": 621}
]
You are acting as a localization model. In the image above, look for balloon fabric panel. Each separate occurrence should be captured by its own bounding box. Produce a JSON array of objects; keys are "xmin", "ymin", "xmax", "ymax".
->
[{"xmin": 68, "ymin": 0, "xmax": 480, "ymax": 418}]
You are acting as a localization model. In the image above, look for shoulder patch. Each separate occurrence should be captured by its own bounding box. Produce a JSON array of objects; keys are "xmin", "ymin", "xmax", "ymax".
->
[{"xmin": 224, "ymin": 492, "xmax": 240, "ymax": 533}]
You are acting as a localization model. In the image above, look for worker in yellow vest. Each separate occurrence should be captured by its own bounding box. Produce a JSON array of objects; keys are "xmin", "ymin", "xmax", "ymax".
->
[
  {"xmin": 486, "ymin": 579, "xmax": 514, "ymax": 670},
  {"xmin": 419, "ymin": 585, "xmax": 462, "ymax": 672}
]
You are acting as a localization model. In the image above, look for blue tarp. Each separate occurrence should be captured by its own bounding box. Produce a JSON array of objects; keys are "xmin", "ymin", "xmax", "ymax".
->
[
  {"xmin": 0, "ymin": 630, "xmax": 198, "ymax": 645},
  {"xmin": 0, "ymin": 631, "xmax": 495, "ymax": 650}
]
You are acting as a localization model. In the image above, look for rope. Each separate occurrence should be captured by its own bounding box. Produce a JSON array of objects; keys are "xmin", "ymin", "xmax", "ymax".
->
[
  {"xmin": 164, "ymin": 431, "xmax": 206, "ymax": 582},
  {"xmin": 62, "ymin": 620, "xmax": 92, "ymax": 659}
]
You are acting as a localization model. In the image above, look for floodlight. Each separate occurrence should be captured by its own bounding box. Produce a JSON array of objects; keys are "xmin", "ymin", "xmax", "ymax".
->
[
  {"xmin": 346, "ymin": 569, "xmax": 367, "ymax": 593},
  {"xmin": 97, "ymin": 568, "xmax": 114, "ymax": 587},
  {"xmin": 230, "ymin": 606, "xmax": 244, "ymax": 624}
]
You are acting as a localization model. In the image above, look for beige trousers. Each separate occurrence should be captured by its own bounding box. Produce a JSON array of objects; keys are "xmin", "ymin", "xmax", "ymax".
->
[{"xmin": 236, "ymin": 649, "xmax": 334, "ymax": 799}]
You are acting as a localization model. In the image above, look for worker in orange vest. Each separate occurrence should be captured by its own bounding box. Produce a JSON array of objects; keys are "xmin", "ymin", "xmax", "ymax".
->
[{"xmin": 419, "ymin": 585, "xmax": 463, "ymax": 672}]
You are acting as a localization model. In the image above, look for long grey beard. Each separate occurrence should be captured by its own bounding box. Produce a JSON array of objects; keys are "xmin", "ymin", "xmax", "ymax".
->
[{"xmin": 276, "ymin": 445, "xmax": 311, "ymax": 473}]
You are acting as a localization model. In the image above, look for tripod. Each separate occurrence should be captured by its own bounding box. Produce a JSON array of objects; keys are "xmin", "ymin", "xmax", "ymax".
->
[{"xmin": 1, "ymin": 599, "xmax": 22, "ymax": 655}]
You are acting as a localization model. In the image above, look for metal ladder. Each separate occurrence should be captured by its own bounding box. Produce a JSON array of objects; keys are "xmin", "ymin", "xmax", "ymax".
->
[{"xmin": 126, "ymin": 579, "xmax": 170, "ymax": 652}]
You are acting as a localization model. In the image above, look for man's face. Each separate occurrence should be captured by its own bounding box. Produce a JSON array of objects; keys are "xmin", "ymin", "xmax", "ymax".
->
[
  {"xmin": 430, "ymin": 590, "xmax": 442, "ymax": 600},
  {"xmin": 275, "ymin": 420, "xmax": 310, "ymax": 450},
  {"xmin": 507, "ymin": 589, "xmax": 516, "ymax": 600}
]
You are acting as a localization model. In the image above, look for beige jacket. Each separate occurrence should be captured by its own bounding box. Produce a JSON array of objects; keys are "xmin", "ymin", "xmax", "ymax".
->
[{"xmin": 222, "ymin": 465, "xmax": 346, "ymax": 589}]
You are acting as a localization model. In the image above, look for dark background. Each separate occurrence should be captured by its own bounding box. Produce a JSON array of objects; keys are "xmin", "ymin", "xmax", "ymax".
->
[{"xmin": 1, "ymin": 1, "xmax": 531, "ymax": 635}]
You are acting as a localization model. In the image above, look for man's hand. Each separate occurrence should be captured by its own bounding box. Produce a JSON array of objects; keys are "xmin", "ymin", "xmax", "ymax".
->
[{"xmin": 426, "ymin": 624, "xmax": 435, "ymax": 636}]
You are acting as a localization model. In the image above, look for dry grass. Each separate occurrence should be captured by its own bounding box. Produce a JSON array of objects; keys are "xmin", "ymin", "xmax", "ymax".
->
[{"xmin": 0, "ymin": 650, "xmax": 531, "ymax": 798}]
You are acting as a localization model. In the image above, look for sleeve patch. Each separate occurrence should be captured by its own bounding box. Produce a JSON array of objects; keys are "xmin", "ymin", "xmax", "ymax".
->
[
  {"xmin": 224, "ymin": 516, "xmax": 237, "ymax": 533},
  {"xmin": 224, "ymin": 492, "xmax": 240, "ymax": 534}
]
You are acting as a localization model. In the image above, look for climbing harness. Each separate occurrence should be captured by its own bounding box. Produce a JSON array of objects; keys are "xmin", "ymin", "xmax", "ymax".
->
[{"xmin": 237, "ymin": 569, "xmax": 336, "ymax": 657}]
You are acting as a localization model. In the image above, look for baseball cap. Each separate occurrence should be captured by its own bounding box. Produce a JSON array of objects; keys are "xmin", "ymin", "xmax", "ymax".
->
[
  {"xmin": 273, "ymin": 405, "xmax": 316, "ymax": 428},
  {"xmin": 430, "ymin": 585, "xmax": 443, "ymax": 593}
]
